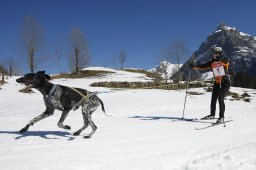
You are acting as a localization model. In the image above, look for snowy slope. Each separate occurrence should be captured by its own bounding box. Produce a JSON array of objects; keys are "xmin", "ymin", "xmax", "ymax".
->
[
  {"xmin": 84, "ymin": 66, "xmax": 153, "ymax": 83},
  {"xmin": 0, "ymin": 69, "xmax": 256, "ymax": 170}
]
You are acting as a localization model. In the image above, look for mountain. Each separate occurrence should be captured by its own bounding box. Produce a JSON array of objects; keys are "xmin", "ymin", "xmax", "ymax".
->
[
  {"xmin": 149, "ymin": 61, "xmax": 182, "ymax": 79},
  {"xmin": 179, "ymin": 22, "xmax": 256, "ymax": 88}
]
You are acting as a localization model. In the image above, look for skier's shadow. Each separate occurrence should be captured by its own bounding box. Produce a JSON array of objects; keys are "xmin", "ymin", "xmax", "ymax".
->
[
  {"xmin": 0, "ymin": 130, "xmax": 75, "ymax": 140},
  {"xmin": 129, "ymin": 115, "xmax": 192, "ymax": 121},
  {"xmin": 129, "ymin": 115, "xmax": 211, "ymax": 124}
]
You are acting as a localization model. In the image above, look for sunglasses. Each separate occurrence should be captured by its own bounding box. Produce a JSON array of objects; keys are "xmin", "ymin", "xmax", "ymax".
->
[{"xmin": 213, "ymin": 52, "xmax": 220, "ymax": 55}]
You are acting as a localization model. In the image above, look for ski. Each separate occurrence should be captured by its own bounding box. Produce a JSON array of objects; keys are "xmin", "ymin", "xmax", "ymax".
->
[
  {"xmin": 183, "ymin": 118, "xmax": 216, "ymax": 124},
  {"xmin": 171, "ymin": 118, "xmax": 214, "ymax": 124},
  {"xmin": 195, "ymin": 120, "xmax": 233, "ymax": 130}
]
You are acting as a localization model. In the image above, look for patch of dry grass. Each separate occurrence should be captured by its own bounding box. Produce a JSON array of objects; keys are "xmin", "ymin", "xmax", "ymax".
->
[
  {"xmin": 91, "ymin": 81, "xmax": 207, "ymax": 90},
  {"xmin": 187, "ymin": 91, "xmax": 204, "ymax": 95},
  {"xmin": 226, "ymin": 91, "xmax": 251, "ymax": 102},
  {"xmin": 0, "ymin": 80, "xmax": 6, "ymax": 85},
  {"xmin": 19, "ymin": 87, "xmax": 34, "ymax": 93}
]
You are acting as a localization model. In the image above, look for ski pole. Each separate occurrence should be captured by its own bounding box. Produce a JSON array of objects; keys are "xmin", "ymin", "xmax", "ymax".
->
[
  {"xmin": 182, "ymin": 69, "xmax": 191, "ymax": 119},
  {"xmin": 220, "ymin": 84, "xmax": 226, "ymax": 127}
]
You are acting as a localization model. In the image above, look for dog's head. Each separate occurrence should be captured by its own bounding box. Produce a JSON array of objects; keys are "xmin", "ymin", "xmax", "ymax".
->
[{"xmin": 16, "ymin": 71, "xmax": 51, "ymax": 88}]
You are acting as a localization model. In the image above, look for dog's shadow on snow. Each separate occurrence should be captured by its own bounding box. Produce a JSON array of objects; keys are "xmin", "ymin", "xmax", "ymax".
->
[{"xmin": 0, "ymin": 130, "xmax": 75, "ymax": 140}]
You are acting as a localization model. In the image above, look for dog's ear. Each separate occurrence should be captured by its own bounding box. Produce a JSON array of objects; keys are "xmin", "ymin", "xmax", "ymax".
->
[
  {"xmin": 37, "ymin": 71, "xmax": 45, "ymax": 74},
  {"xmin": 36, "ymin": 71, "xmax": 50, "ymax": 80},
  {"xmin": 44, "ymin": 74, "xmax": 51, "ymax": 80},
  {"xmin": 35, "ymin": 71, "xmax": 50, "ymax": 80}
]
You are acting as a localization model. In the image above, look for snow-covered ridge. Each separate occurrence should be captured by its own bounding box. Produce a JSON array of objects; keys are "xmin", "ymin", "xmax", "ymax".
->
[
  {"xmin": 214, "ymin": 24, "xmax": 256, "ymax": 40},
  {"xmin": 239, "ymin": 31, "xmax": 251, "ymax": 37},
  {"xmin": 149, "ymin": 61, "xmax": 182, "ymax": 78},
  {"xmin": 236, "ymin": 46, "xmax": 254, "ymax": 53},
  {"xmin": 214, "ymin": 25, "xmax": 236, "ymax": 33}
]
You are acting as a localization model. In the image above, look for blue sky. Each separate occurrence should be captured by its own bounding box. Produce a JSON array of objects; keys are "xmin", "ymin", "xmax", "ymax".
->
[{"xmin": 0, "ymin": 0, "xmax": 256, "ymax": 74}]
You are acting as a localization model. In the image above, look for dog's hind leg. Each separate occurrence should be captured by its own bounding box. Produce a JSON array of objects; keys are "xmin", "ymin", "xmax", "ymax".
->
[
  {"xmin": 73, "ymin": 111, "xmax": 89, "ymax": 136},
  {"xmin": 19, "ymin": 108, "xmax": 55, "ymax": 133},
  {"xmin": 57, "ymin": 110, "xmax": 71, "ymax": 130},
  {"xmin": 84, "ymin": 110, "xmax": 97, "ymax": 138}
]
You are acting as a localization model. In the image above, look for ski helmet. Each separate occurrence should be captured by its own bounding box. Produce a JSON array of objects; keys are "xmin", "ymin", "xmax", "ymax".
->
[{"xmin": 213, "ymin": 47, "xmax": 223, "ymax": 54}]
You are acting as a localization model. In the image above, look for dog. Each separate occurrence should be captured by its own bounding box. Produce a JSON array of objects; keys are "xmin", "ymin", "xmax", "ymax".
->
[{"xmin": 16, "ymin": 71, "xmax": 105, "ymax": 138}]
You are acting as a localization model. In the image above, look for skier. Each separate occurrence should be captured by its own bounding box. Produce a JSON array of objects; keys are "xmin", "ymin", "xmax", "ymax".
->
[{"xmin": 189, "ymin": 47, "xmax": 231, "ymax": 123}]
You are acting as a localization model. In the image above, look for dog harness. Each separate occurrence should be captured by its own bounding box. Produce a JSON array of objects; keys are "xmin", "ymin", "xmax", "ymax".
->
[
  {"xmin": 45, "ymin": 84, "xmax": 95, "ymax": 111},
  {"xmin": 44, "ymin": 84, "xmax": 64, "ymax": 110},
  {"xmin": 66, "ymin": 86, "xmax": 95, "ymax": 110}
]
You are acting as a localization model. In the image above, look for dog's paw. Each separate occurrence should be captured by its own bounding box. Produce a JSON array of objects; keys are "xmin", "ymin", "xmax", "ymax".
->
[
  {"xmin": 63, "ymin": 125, "xmax": 71, "ymax": 130},
  {"xmin": 73, "ymin": 131, "xmax": 80, "ymax": 136},
  {"xmin": 19, "ymin": 125, "xmax": 29, "ymax": 133},
  {"xmin": 83, "ymin": 135, "xmax": 91, "ymax": 139}
]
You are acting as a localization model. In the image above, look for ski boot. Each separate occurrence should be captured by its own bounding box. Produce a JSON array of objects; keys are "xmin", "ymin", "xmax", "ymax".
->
[
  {"xmin": 216, "ymin": 117, "xmax": 224, "ymax": 124},
  {"xmin": 201, "ymin": 114, "xmax": 215, "ymax": 120}
]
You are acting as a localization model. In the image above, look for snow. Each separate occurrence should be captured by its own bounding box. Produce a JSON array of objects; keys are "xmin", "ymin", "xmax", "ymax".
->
[
  {"xmin": 1, "ymin": 68, "xmax": 256, "ymax": 170},
  {"xmin": 239, "ymin": 31, "xmax": 251, "ymax": 37},
  {"xmin": 201, "ymin": 71, "xmax": 213, "ymax": 80},
  {"xmin": 149, "ymin": 61, "xmax": 182, "ymax": 78},
  {"xmin": 214, "ymin": 25, "xmax": 254, "ymax": 39},
  {"xmin": 83, "ymin": 66, "xmax": 152, "ymax": 83},
  {"xmin": 237, "ymin": 46, "xmax": 253, "ymax": 53},
  {"xmin": 214, "ymin": 25, "xmax": 236, "ymax": 34}
]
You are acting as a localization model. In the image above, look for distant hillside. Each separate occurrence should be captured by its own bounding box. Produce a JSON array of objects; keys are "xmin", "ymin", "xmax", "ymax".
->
[{"xmin": 149, "ymin": 61, "xmax": 182, "ymax": 80}]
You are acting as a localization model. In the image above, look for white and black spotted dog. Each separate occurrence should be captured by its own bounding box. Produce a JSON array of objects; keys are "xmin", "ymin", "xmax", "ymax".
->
[{"xmin": 16, "ymin": 71, "xmax": 105, "ymax": 138}]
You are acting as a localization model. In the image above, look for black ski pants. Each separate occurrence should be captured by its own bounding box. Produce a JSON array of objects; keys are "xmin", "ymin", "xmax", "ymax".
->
[{"xmin": 210, "ymin": 78, "xmax": 230, "ymax": 118}]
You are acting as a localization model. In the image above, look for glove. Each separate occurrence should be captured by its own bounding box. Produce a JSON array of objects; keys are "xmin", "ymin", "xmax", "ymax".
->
[
  {"xmin": 219, "ymin": 57, "xmax": 229, "ymax": 64},
  {"xmin": 189, "ymin": 62, "xmax": 194, "ymax": 68}
]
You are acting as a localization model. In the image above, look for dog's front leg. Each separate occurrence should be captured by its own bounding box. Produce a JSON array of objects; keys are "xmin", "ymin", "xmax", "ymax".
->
[
  {"xmin": 19, "ymin": 108, "xmax": 55, "ymax": 133},
  {"xmin": 57, "ymin": 110, "xmax": 71, "ymax": 130}
]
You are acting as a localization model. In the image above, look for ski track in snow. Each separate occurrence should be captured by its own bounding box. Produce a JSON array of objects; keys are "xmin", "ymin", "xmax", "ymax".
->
[{"xmin": 0, "ymin": 68, "xmax": 256, "ymax": 170}]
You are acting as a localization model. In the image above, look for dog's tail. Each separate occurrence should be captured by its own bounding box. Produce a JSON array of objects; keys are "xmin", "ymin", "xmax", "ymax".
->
[
  {"xmin": 97, "ymin": 97, "xmax": 111, "ymax": 116},
  {"xmin": 99, "ymin": 98, "xmax": 105, "ymax": 113}
]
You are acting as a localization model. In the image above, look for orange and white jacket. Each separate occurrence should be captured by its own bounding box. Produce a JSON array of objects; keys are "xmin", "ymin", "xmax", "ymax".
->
[{"xmin": 193, "ymin": 58, "xmax": 229, "ymax": 84}]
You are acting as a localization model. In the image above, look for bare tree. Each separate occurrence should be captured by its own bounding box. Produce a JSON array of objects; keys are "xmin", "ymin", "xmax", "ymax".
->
[
  {"xmin": 9, "ymin": 58, "xmax": 22, "ymax": 76},
  {"xmin": 169, "ymin": 39, "xmax": 189, "ymax": 82},
  {"xmin": 68, "ymin": 27, "xmax": 90, "ymax": 73},
  {"xmin": 1, "ymin": 57, "xmax": 22, "ymax": 78},
  {"xmin": 156, "ymin": 46, "xmax": 170, "ymax": 62},
  {"xmin": 118, "ymin": 49, "xmax": 127, "ymax": 69},
  {"xmin": 18, "ymin": 16, "xmax": 44, "ymax": 73},
  {"xmin": 54, "ymin": 38, "xmax": 65, "ymax": 73},
  {"xmin": 158, "ymin": 39, "xmax": 189, "ymax": 83},
  {"xmin": 0, "ymin": 64, "xmax": 5, "ymax": 82},
  {"xmin": 4, "ymin": 57, "xmax": 14, "ymax": 77}
]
